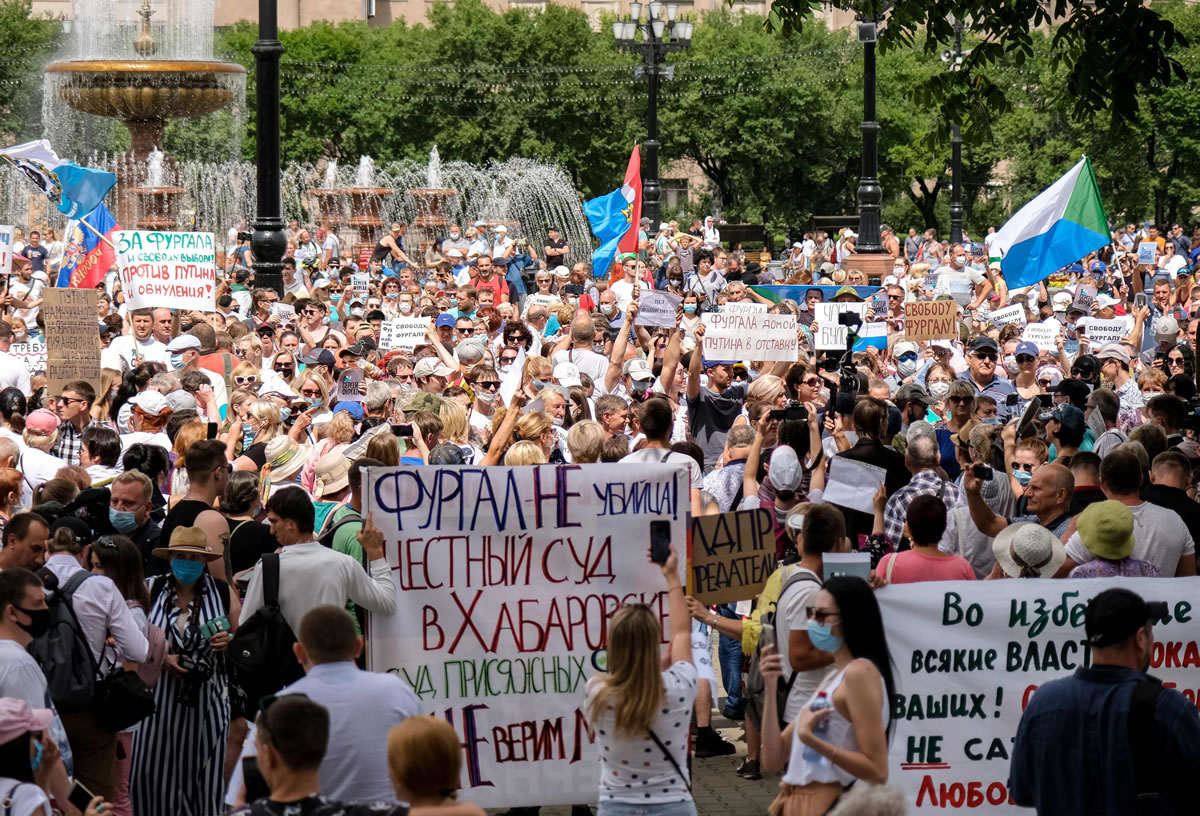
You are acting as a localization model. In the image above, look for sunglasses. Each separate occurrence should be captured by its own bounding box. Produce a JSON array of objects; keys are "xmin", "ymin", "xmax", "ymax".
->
[
  {"xmin": 273, "ymin": 365, "xmax": 294, "ymax": 374},
  {"xmin": 1168, "ymin": 357, "xmax": 1185, "ymax": 367},
  {"xmin": 458, "ymin": 328, "xmax": 475, "ymax": 335},
  {"xmin": 1016, "ymin": 355, "xmax": 1036, "ymax": 364},
  {"xmin": 1013, "ymin": 462, "xmax": 1036, "ymax": 472},
  {"xmin": 234, "ymin": 375, "xmax": 259, "ymax": 385},
  {"xmin": 888, "ymin": 295, "xmax": 903, "ymax": 301},
  {"xmin": 500, "ymin": 356, "xmax": 518, "ymax": 365},
  {"xmin": 948, "ymin": 395, "xmax": 972, "ymax": 404},
  {"xmin": 802, "ymin": 377, "xmax": 821, "ymax": 388},
  {"xmin": 56, "ymin": 395, "xmax": 86, "ymax": 405},
  {"xmin": 806, "ymin": 607, "xmax": 841, "ymax": 625},
  {"xmin": 472, "ymin": 381, "xmax": 500, "ymax": 390},
  {"xmin": 897, "ymin": 353, "xmax": 918, "ymax": 363},
  {"xmin": 300, "ymin": 388, "xmax": 322, "ymax": 398},
  {"xmin": 973, "ymin": 352, "xmax": 998, "ymax": 361},
  {"xmin": 1038, "ymin": 379, "xmax": 1052, "ymax": 388}
]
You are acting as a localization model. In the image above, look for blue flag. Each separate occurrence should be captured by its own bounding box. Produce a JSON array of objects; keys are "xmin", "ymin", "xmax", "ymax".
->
[
  {"xmin": 55, "ymin": 162, "xmax": 117, "ymax": 218},
  {"xmin": 583, "ymin": 187, "xmax": 634, "ymax": 280},
  {"xmin": 58, "ymin": 202, "xmax": 119, "ymax": 289}
]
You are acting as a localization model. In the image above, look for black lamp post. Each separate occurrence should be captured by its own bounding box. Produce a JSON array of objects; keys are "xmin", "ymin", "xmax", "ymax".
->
[
  {"xmin": 249, "ymin": 0, "xmax": 287, "ymax": 297},
  {"xmin": 854, "ymin": 17, "xmax": 883, "ymax": 253},
  {"xmin": 613, "ymin": 3, "xmax": 693, "ymax": 230},
  {"xmin": 947, "ymin": 16, "xmax": 966, "ymax": 245}
]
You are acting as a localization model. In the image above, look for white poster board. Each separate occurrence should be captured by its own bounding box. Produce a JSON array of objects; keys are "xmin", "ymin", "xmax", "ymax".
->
[
  {"xmin": 9, "ymin": 340, "xmax": 46, "ymax": 375},
  {"xmin": 721, "ymin": 302, "xmax": 767, "ymax": 316},
  {"xmin": 1080, "ymin": 317, "xmax": 1126, "ymax": 346},
  {"xmin": 365, "ymin": 464, "xmax": 690, "ymax": 808},
  {"xmin": 115, "ymin": 230, "xmax": 217, "ymax": 311},
  {"xmin": 1020, "ymin": 322, "xmax": 1060, "ymax": 353},
  {"xmin": 0, "ymin": 225, "xmax": 12, "ymax": 279},
  {"xmin": 987, "ymin": 304, "xmax": 1026, "ymax": 327},
  {"xmin": 813, "ymin": 302, "xmax": 868, "ymax": 349},
  {"xmin": 378, "ymin": 318, "xmax": 428, "ymax": 353},
  {"xmin": 634, "ymin": 289, "xmax": 682, "ymax": 328},
  {"xmin": 1137, "ymin": 241, "xmax": 1157, "ymax": 265},
  {"xmin": 701, "ymin": 311, "xmax": 798, "ymax": 361}
]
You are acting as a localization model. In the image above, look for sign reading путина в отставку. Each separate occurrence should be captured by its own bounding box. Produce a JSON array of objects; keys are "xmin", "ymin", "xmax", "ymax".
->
[
  {"xmin": 878, "ymin": 578, "xmax": 1200, "ymax": 813},
  {"xmin": 364, "ymin": 463, "xmax": 690, "ymax": 809},
  {"xmin": 116, "ymin": 230, "xmax": 216, "ymax": 311}
]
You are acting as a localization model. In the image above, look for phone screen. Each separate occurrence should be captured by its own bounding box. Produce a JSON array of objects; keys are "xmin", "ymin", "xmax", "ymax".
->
[
  {"xmin": 649, "ymin": 520, "xmax": 671, "ymax": 565},
  {"xmin": 68, "ymin": 781, "xmax": 96, "ymax": 813},
  {"xmin": 206, "ymin": 422, "xmax": 218, "ymax": 440}
]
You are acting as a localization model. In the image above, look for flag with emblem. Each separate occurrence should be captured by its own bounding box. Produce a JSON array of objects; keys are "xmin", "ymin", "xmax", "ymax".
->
[{"xmin": 583, "ymin": 145, "xmax": 642, "ymax": 279}]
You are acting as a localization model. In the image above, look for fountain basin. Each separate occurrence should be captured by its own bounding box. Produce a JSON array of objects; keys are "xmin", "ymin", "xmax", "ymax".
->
[
  {"xmin": 128, "ymin": 185, "xmax": 185, "ymax": 229},
  {"xmin": 45, "ymin": 60, "xmax": 245, "ymax": 120}
]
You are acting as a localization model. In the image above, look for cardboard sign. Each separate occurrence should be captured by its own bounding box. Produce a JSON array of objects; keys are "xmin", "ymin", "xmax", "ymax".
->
[
  {"xmin": 378, "ymin": 318, "xmax": 428, "ymax": 353},
  {"xmin": 0, "ymin": 225, "xmax": 12, "ymax": 278},
  {"xmin": 701, "ymin": 311, "xmax": 798, "ymax": 361},
  {"xmin": 41, "ymin": 287, "xmax": 99, "ymax": 395},
  {"xmin": 687, "ymin": 508, "xmax": 775, "ymax": 605},
  {"xmin": 987, "ymin": 304, "xmax": 1026, "ymax": 327},
  {"xmin": 351, "ymin": 274, "xmax": 370, "ymax": 300},
  {"xmin": 1021, "ymin": 322, "xmax": 1060, "ymax": 352},
  {"xmin": 1137, "ymin": 241, "xmax": 1157, "ymax": 265},
  {"xmin": 1071, "ymin": 282, "xmax": 1096, "ymax": 314},
  {"xmin": 1080, "ymin": 317, "xmax": 1126, "ymax": 346},
  {"xmin": 9, "ymin": 341, "xmax": 46, "ymax": 375},
  {"xmin": 365, "ymin": 464, "xmax": 689, "ymax": 808},
  {"xmin": 813, "ymin": 302, "xmax": 868, "ymax": 349},
  {"xmin": 721, "ymin": 301, "xmax": 767, "ymax": 315},
  {"xmin": 634, "ymin": 289, "xmax": 682, "ymax": 328},
  {"xmin": 115, "ymin": 230, "xmax": 217, "ymax": 311},
  {"xmin": 336, "ymin": 368, "xmax": 364, "ymax": 403},
  {"xmin": 904, "ymin": 300, "xmax": 958, "ymax": 343},
  {"xmin": 879, "ymin": 578, "xmax": 1200, "ymax": 814}
]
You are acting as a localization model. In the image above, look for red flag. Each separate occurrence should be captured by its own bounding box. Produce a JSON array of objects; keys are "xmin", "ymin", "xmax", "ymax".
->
[{"xmin": 617, "ymin": 145, "xmax": 642, "ymax": 255}]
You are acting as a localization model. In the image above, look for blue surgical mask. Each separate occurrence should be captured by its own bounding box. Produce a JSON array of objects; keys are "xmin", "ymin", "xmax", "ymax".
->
[
  {"xmin": 242, "ymin": 422, "xmax": 257, "ymax": 445},
  {"xmin": 30, "ymin": 738, "xmax": 43, "ymax": 771},
  {"xmin": 1013, "ymin": 469, "xmax": 1033, "ymax": 487},
  {"xmin": 169, "ymin": 353, "xmax": 187, "ymax": 371},
  {"xmin": 807, "ymin": 620, "xmax": 843, "ymax": 652},
  {"xmin": 983, "ymin": 416, "xmax": 1005, "ymax": 426},
  {"xmin": 171, "ymin": 558, "xmax": 205, "ymax": 585},
  {"xmin": 331, "ymin": 293, "xmax": 341, "ymax": 303},
  {"xmin": 683, "ymin": 303, "xmax": 697, "ymax": 313},
  {"xmin": 279, "ymin": 406, "xmax": 292, "ymax": 423},
  {"xmin": 531, "ymin": 379, "xmax": 547, "ymax": 391},
  {"xmin": 109, "ymin": 507, "xmax": 138, "ymax": 533}
]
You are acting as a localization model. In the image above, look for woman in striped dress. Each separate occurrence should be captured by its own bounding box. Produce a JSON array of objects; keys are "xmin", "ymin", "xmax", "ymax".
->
[{"xmin": 130, "ymin": 527, "xmax": 240, "ymax": 816}]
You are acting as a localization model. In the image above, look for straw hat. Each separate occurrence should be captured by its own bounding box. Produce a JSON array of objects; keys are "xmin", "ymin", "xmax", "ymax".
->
[
  {"xmin": 151, "ymin": 526, "xmax": 221, "ymax": 562},
  {"xmin": 992, "ymin": 523, "xmax": 1066, "ymax": 578},
  {"xmin": 263, "ymin": 436, "xmax": 312, "ymax": 481}
]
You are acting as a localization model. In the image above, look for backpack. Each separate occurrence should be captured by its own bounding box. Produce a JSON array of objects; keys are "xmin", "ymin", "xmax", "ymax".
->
[
  {"xmin": 317, "ymin": 508, "xmax": 367, "ymax": 570},
  {"xmin": 28, "ymin": 571, "xmax": 99, "ymax": 713},
  {"xmin": 226, "ymin": 553, "xmax": 304, "ymax": 719},
  {"xmin": 743, "ymin": 569, "xmax": 822, "ymax": 728}
]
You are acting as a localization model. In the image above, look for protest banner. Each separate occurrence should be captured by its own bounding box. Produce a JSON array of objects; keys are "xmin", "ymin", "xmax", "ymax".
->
[
  {"xmin": 270, "ymin": 302, "xmax": 295, "ymax": 323},
  {"xmin": 115, "ymin": 230, "xmax": 216, "ymax": 311},
  {"xmin": 9, "ymin": 341, "xmax": 46, "ymax": 375},
  {"xmin": 852, "ymin": 321, "xmax": 888, "ymax": 352},
  {"xmin": 357, "ymin": 244, "xmax": 371, "ymax": 269},
  {"xmin": 904, "ymin": 301, "xmax": 958, "ymax": 343},
  {"xmin": 1137, "ymin": 241, "xmax": 1157, "ymax": 265},
  {"xmin": 41, "ymin": 287, "xmax": 98, "ymax": 395},
  {"xmin": 524, "ymin": 293, "xmax": 562, "ymax": 316},
  {"xmin": 986, "ymin": 304, "xmax": 1026, "ymax": 327},
  {"xmin": 721, "ymin": 301, "xmax": 767, "ymax": 316},
  {"xmin": 378, "ymin": 317, "xmax": 428, "ymax": 353},
  {"xmin": 0, "ymin": 225, "xmax": 12, "ymax": 278},
  {"xmin": 1071, "ymin": 283, "xmax": 1096, "ymax": 314},
  {"xmin": 365, "ymin": 464, "xmax": 690, "ymax": 808},
  {"xmin": 879, "ymin": 578, "xmax": 1200, "ymax": 813},
  {"xmin": 687, "ymin": 508, "xmax": 774, "ymax": 605},
  {"xmin": 337, "ymin": 368, "xmax": 365, "ymax": 403},
  {"xmin": 351, "ymin": 274, "xmax": 370, "ymax": 300},
  {"xmin": 1080, "ymin": 317, "xmax": 1125, "ymax": 346},
  {"xmin": 634, "ymin": 289, "xmax": 681, "ymax": 328},
  {"xmin": 1021, "ymin": 322, "xmax": 1060, "ymax": 352},
  {"xmin": 813, "ymin": 302, "xmax": 867, "ymax": 349},
  {"xmin": 701, "ymin": 311, "xmax": 798, "ymax": 361}
]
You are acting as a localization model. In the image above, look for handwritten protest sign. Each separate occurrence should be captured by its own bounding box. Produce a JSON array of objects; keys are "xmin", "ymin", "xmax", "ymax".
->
[
  {"xmin": 813, "ymin": 302, "xmax": 867, "ymax": 349},
  {"xmin": 351, "ymin": 274, "xmax": 370, "ymax": 300},
  {"xmin": 270, "ymin": 302, "xmax": 295, "ymax": 323},
  {"xmin": 42, "ymin": 288, "xmax": 98, "ymax": 395},
  {"xmin": 986, "ymin": 304, "xmax": 1026, "ymax": 327},
  {"xmin": 9, "ymin": 341, "xmax": 46, "ymax": 375},
  {"xmin": 701, "ymin": 311, "xmax": 798, "ymax": 361},
  {"xmin": 1021, "ymin": 322, "xmax": 1060, "ymax": 352},
  {"xmin": 1137, "ymin": 241, "xmax": 1157, "ymax": 265},
  {"xmin": 523, "ymin": 293, "xmax": 562, "ymax": 316},
  {"xmin": 1071, "ymin": 282, "xmax": 1096, "ymax": 315},
  {"xmin": 115, "ymin": 230, "xmax": 216, "ymax": 311},
  {"xmin": 879, "ymin": 578, "xmax": 1200, "ymax": 813},
  {"xmin": 365, "ymin": 464, "xmax": 689, "ymax": 808},
  {"xmin": 1080, "ymin": 317, "xmax": 1125, "ymax": 346},
  {"xmin": 378, "ymin": 318, "xmax": 428, "ymax": 353},
  {"xmin": 687, "ymin": 508, "xmax": 774, "ymax": 605},
  {"xmin": 904, "ymin": 301, "xmax": 957, "ymax": 343},
  {"xmin": 0, "ymin": 225, "xmax": 12, "ymax": 278},
  {"xmin": 634, "ymin": 289, "xmax": 681, "ymax": 328},
  {"xmin": 337, "ymin": 368, "xmax": 364, "ymax": 403},
  {"xmin": 721, "ymin": 301, "xmax": 767, "ymax": 316}
]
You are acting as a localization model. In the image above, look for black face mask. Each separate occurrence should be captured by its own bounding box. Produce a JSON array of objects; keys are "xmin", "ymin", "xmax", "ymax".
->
[{"xmin": 14, "ymin": 606, "xmax": 50, "ymax": 639}]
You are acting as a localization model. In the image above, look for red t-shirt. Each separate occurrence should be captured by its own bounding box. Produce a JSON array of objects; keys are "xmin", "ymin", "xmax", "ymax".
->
[
  {"xmin": 875, "ymin": 550, "xmax": 976, "ymax": 584},
  {"xmin": 471, "ymin": 275, "xmax": 509, "ymax": 302}
]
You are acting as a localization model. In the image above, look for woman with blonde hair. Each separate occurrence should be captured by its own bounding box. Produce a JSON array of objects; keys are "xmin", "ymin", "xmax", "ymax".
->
[
  {"xmin": 92, "ymin": 369, "xmax": 122, "ymax": 425},
  {"xmin": 365, "ymin": 432, "xmax": 401, "ymax": 466},
  {"xmin": 388, "ymin": 718, "xmax": 485, "ymax": 815},
  {"xmin": 230, "ymin": 361, "xmax": 261, "ymax": 393},
  {"xmin": 439, "ymin": 398, "xmax": 482, "ymax": 464},
  {"xmin": 522, "ymin": 356, "xmax": 553, "ymax": 400},
  {"xmin": 169, "ymin": 421, "xmax": 208, "ymax": 496},
  {"xmin": 234, "ymin": 333, "xmax": 263, "ymax": 366},
  {"xmin": 504, "ymin": 440, "xmax": 547, "ymax": 465},
  {"xmin": 584, "ymin": 539, "xmax": 693, "ymax": 815},
  {"xmin": 292, "ymin": 370, "xmax": 330, "ymax": 412},
  {"xmin": 232, "ymin": 399, "xmax": 282, "ymax": 471},
  {"xmin": 567, "ymin": 420, "xmax": 606, "ymax": 464},
  {"xmin": 516, "ymin": 411, "xmax": 557, "ymax": 462}
]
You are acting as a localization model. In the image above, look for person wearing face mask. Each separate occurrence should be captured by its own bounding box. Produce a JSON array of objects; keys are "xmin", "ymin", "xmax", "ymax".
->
[
  {"xmin": 159, "ymin": 440, "xmax": 232, "ymax": 582},
  {"xmin": 935, "ymin": 242, "xmax": 992, "ymax": 310},
  {"xmin": 165, "ymin": 335, "xmax": 229, "ymax": 420},
  {"xmin": 132, "ymin": 526, "xmax": 239, "ymax": 816},
  {"xmin": 1009, "ymin": 588, "xmax": 1200, "ymax": 816},
  {"xmin": 109, "ymin": 470, "xmax": 163, "ymax": 573},
  {"xmin": 887, "ymin": 341, "xmax": 922, "ymax": 388}
]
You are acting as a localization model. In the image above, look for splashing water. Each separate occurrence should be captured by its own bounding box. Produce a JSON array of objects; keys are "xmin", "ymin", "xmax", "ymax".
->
[
  {"xmin": 323, "ymin": 159, "xmax": 338, "ymax": 190},
  {"xmin": 355, "ymin": 156, "xmax": 376, "ymax": 188},
  {"xmin": 69, "ymin": 0, "xmax": 216, "ymax": 62},
  {"xmin": 427, "ymin": 146, "xmax": 442, "ymax": 189},
  {"xmin": 146, "ymin": 147, "xmax": 165, "ymax": 187}
]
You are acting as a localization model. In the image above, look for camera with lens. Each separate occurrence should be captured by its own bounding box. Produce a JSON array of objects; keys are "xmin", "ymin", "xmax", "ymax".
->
[
  {"xmin": 837, "ymin": 311, "xmax": 862, "ymax": 327},
  {"xmin": 236, "ymin": 231, "xmax": 253, "ymax": 243},
  {"xmin": 769, "ymin": 401, "xmax": 809, "ymax": 422}
]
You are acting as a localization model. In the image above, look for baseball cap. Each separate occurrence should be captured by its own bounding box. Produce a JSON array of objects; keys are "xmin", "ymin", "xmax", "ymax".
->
[
  {"xmin": 332, "ymin": 401, "xmax": 365, "ymax": 421},
  {"xmin": 1096, "ymin": 343, "xmax": 1131, "ymax": 366},
  {"xmin": 0, "ymin": 698, "xmax": 54, "ymax": 745},
  {"xmin": 339, "ymin": 342, "xmax": 368, "ymax": 358},
  {"xmin": 165, "ymin": 390, "xmax": 198, "ymax": 413},
  {"xmin": 968, "ymin": 336, "xmax": 1000, "ymax": 354},
  {"xmin": 1076, "ymin": 501, "xmax": 1135, "ymax": 562},
  {"xmin": 1049, "ymin": 403, "xmax": 1085, "ymax": 434},
  {"xmin": 1155, "ymin": 316, "xmax": 1180, "ymax": 341},
  {"xmin": 768, "ymin": 446, "xmax": 803, "ymax": 493},
  {"xmin": 413, "ymin": 358, "xmax": 454, "ymax": 379},
  {"xmin": 893, "ymin": 340, "xmax": 919, "ymax": 358},
  {"xmin": 435, "ymin": 314, "xmax": 455, "ymax": 329},
  {"xmin": 625, "ymin": 359, "xmax": 653, "ymax": 381},
  {"xmin": 895, "ymin": 383, "xmax": 936, "ymax": 406},
  {"xmin": 1046, "ymin": 378, "xmax": 1090, "ymax": 406},
  {"xmin": 25, "ymin": 408, "xmax": 61, "ymax": 435},
  {"xmin": 554, "ymin": 265, "xmax": 571, "ymax": 279},
  {"xmin": 553, "ymin": 362, "xmax": 582, "ymax": 388},
  {"xmin": 300, "ymin": 349, "xmax": 336, "ymax": 368},
  {"xmin": 494, "ymin": 224, "xmax": 508, "ymax": 234},
  {"xmin": 1014, "ymin": 341, "xmax": 1039, "ymax": 358},
  {"xmin": 1096, "ymin": 294, "xmax": 1119, "ymax": 309},
  {"xmin": 702, "ymin": 358, "xmax": 738, "ymax": 370},
  {"xmin": 404, "ymin": 392, "xmax": 443, "ymax": 414},
  {"xmin": 165, "ymin": 335, "xmax": 201, "ymax": 353},
  {"xmin": 127, "ymin": 391, "xmax": 168, "ymax": 417},
  {"xmin": 1051, "ymin": 291, "xmax": 1073, "ymax": 311},
  {"xmin": 1085, "ymin": 588, "xmax": 1168, "ymax": 648}
]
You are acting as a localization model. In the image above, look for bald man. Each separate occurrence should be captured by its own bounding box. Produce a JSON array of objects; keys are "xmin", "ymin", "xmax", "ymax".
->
[
  {"xmin": 552, "ymin": 314, "xmax": 609, "ymax": 384},
  {"xmin": 963, "ymin": 462, "xmax": 1075, "ymax": 541}
]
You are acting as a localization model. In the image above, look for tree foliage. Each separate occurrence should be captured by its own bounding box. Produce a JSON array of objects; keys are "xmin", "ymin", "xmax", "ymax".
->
[{"xmin": 0, "ymin": 0, "xmax": 61, "ymax": 144}]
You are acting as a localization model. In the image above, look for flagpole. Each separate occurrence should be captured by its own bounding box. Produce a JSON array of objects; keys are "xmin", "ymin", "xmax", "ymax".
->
[{"xmin": 77, "ymin": 215, "xmax": 115, "ymax": 250}]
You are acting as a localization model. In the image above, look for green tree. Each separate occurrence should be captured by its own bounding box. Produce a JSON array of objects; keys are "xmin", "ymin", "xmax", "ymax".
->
[{"xmin": 0, "ymin": 0, "xmax": 61, "ymax": 143}]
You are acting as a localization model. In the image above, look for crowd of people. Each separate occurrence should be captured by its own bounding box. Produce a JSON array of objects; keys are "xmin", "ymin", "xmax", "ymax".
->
[{"xmin": 0, "ymin": 209, "xmax": 1198, "ymax": 816}]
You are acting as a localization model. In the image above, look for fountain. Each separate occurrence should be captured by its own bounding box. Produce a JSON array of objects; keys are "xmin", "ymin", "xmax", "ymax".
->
[
  {"xmin": 128, "ymin": 146, "xmax": 185, "ymax": 229},
  {"xmin": 307, "ymin": 155, "xmax": 396, "ymax": 264},
  {"xmin": 405, "ymin": 147, "xmax": 457, "ymax": 255}
]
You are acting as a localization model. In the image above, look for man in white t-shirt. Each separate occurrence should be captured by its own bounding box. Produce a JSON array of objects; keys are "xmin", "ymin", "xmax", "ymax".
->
[
  {"xmin": 0, "ymin": 321, "xmax": 31, "ymax": 394},
  {"xmin": 8, "ymin": 256, "xmax": 45, "ymax": 325},
  {"xmin": 552, "ymin": 314, "xmax": 610, "ymax": 385},
  {"xmin": 108, "ymin": 308, "xmax": 169, "ymax": 370},
  {"xmin": 609, "ymin": 254, "xmax": 648, "ymax": 313},
  {"xmin": 619, "ymin": 397, "xmax": 701, "ymax": 517},
  {"xmin": 935, "ymin": 243, "xmax": 992, "ymax": 310}
]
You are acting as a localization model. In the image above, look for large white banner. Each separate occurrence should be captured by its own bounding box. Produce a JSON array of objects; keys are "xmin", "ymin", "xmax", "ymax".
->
[
  {"xmin": 879, "ymin": 578, "xmax": 1200, "ymax": 813},
  {"xmin": 115, "ymin": 230, "xmax": 216, "ymax": 311},
  {"xmin": 701, "ymin": 311, "xmax": 798, "ymax": 361},
  {"xmin": 364, "ymin": 464, "xmax": 690, "ymax": 809}
]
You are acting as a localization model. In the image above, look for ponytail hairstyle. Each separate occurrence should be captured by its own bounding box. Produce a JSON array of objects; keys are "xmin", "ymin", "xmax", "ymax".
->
[{"xmin": 0, "ymin": 387, "xmax": 26, "ymax": 432}]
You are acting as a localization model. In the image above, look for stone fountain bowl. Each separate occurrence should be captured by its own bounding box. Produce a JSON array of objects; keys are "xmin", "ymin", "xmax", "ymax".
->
[{"xmin": 45, "ymin": 60, "xmax": 246, "ymax": 120}]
